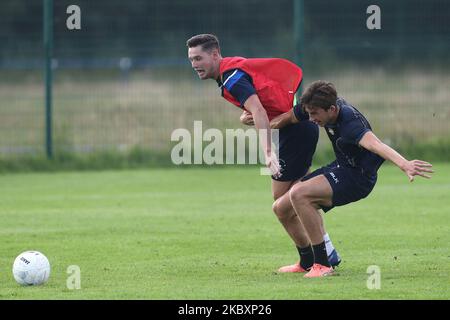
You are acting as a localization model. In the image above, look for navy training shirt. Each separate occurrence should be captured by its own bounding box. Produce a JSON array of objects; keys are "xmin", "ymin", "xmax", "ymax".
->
[
  {"xmin": 216, "ymin": 69, "xmax": 256, "ymax": 106},
  {"xmin": 294, "ymin": 98, "xmax": 384, "ymax": 176},
  {"xmin": 324, "ymin": 98, "xmax": 385, "ymax": 176}
]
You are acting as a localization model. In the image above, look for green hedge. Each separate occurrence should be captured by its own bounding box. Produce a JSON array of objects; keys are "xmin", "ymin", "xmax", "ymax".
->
[{"xmin": 0, "ymin": 139, "xmax": 449, "ymax": 173}]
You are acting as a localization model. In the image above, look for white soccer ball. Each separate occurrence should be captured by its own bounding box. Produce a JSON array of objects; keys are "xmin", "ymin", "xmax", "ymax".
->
[{"xmin": 12, "ymin": 251, "xmax": 51, "ymax": 286}]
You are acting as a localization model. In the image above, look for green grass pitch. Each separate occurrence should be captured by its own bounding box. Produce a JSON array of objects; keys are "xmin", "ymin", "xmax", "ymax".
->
[{"xmin": 0, "ymin": 164, "xmax": 448, "ymax": 299}]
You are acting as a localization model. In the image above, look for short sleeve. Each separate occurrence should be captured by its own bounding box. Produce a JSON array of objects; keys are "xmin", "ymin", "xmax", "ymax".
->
[
  {"xmin": 293, "ymin": 102, "xmax": 310, "ymax": 121},
  {"xmin": 341, "ymin": 118, "xmax": 371, "ymax": 144},
  {"xmin": 223, "ymin": 69, "xmax": 256, "ymax": 106}
]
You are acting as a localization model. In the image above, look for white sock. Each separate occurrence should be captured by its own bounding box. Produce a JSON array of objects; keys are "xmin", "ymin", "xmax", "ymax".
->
[{"xmin": 323, "ymin": 233, "xmax": 335, "ymax": 256}]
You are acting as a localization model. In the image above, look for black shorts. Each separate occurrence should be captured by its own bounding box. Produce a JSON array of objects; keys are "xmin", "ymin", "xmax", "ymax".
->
[
  {"xmin": 301, "ymin": 161, "xmax": 377, "ymax": 212},
  {"xmin": 272, "ymin": 121, "xmax": 319, "ymax": 182}
]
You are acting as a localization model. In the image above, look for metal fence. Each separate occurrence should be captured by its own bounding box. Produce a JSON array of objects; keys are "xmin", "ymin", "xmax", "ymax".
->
[{"xmin": 1, "ymin": 0, "xmax": 449, "ymax": 158}]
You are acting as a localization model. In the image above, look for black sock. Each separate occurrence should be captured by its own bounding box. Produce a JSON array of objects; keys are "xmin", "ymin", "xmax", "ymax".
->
[
  {"xmin": 312, "ymin": 241, "xmax": 331, "ymax": 267},
  {"xmin": 296, "ymin": 245, "xmax": 314, "ymax": 270}
]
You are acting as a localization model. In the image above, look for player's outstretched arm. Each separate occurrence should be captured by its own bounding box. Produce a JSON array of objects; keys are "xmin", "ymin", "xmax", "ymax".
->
[
  {"xmin": 359, "ymin": 131, "xmax": 434, "ymax": 182},
  {"xmin": 270, "ymin": 109, "xmax": 299, "ymax": 129}
]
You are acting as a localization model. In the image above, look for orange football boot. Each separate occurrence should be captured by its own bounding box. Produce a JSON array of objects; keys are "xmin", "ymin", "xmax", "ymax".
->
[
  {"xmin": 277, "ymin": 262, "xmax": 309, "ymax": 273},
  {"xmin": 303, "ymin": 263, "xmax": 334, "ymax": 278}
]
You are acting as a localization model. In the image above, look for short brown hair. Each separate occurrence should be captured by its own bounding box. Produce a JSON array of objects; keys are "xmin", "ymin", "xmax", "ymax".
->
[
  {"xmin": 186, "ymin": 34, "xmax": 220, "ymax": 52},
  {"xmin": 301, "ymin": 81, "xmax": 337, "ymax": 111}
]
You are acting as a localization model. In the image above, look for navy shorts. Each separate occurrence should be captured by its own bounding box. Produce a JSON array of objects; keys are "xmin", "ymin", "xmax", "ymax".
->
[
  {"xmin": 272, "ymin": 121, "xmax": 319, "ymax": 182},
  {"xmin": 301, "ymin": 161, "xmax": 377, "ymax": 212}
]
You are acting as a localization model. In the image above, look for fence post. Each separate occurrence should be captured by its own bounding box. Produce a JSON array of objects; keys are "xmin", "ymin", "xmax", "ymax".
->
[
  {"xmin": 293, "ymin": 0, "xmax": 304, "ymax": 95},
  {"xmin": 43, "ymin": 0, "xmax": 53, "ymax": 158}
]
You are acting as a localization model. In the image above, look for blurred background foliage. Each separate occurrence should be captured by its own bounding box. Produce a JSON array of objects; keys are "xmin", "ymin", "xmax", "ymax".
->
[{"xmin": 0, "ymin": 0, "xmax": 449, "ymax": 170}]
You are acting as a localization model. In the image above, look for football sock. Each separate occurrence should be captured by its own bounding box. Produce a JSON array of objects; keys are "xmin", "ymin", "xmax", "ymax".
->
[
  {"xmin": 323, "ymin": 233, "xmax": 335, "ymax": 256},
  {"xmin": 297, "ymin": 245, "xmax": 314, "ymax": 270},
  {"xmin": 312, "ymin": 241, "xmax": 331, "ymax": 267}
]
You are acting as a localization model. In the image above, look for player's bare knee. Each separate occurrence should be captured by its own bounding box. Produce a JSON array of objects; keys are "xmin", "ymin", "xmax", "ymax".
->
[
  {"xmin": 289, "ymin": 183, "xmax": 310, "ymax": 204},
  {"xmin": 272, "ymin": 199, "xmax": 278, "ymax": 213},
  {"xmin": 272, "ymin": 199, "xmax": 282, "ymax": 217},
  {"xmin": 272, "ymin": 199, "xmax": 288, "ymax": 220}
]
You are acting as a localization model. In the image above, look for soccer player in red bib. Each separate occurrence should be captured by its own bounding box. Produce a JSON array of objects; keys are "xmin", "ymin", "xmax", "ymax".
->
[{"xmin": 187, "ymin": 34, "xmax": 341, "ymax": 272}]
